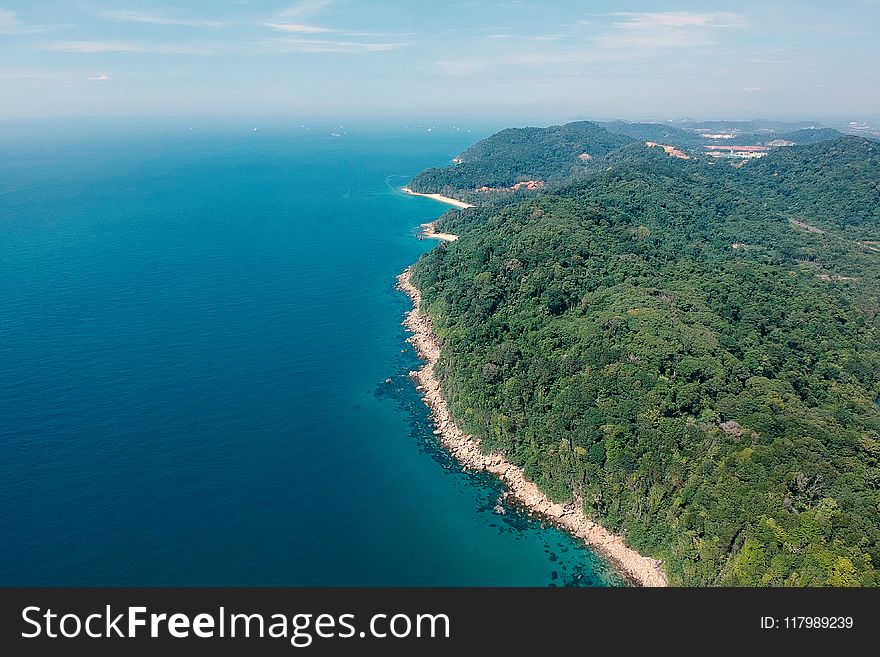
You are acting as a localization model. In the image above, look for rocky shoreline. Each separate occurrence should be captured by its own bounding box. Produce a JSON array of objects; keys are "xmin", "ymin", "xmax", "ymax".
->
[{"xmin": 397, "ymin": 267, "xmax": 668, "ymax": 588}]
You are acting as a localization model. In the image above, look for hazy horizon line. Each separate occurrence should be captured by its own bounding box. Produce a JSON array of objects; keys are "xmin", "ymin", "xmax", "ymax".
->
[{"xmin": 1, "ymin": 112, "xmax": 878, "ymax": 126}]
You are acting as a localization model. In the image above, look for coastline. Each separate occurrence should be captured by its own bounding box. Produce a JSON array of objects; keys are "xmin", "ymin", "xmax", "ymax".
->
[
  {"xmin": 401, "ymin": 186, "xmax": 475, "ymax": 209},
  {"xmin": 397, "ymin": 267, "xmax": 669, "ymax": 587}
]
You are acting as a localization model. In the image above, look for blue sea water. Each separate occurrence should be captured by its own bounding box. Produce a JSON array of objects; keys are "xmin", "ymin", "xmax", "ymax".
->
[{"xmin": 0, "ymin": 120, "xmax": 621, "ymax": 586}]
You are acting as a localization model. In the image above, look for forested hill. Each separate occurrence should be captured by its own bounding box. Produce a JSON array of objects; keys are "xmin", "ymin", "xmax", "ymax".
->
[
  {"xmin": 408, "ymin": 121, "xmax": 633, "ymax": 200},
  {"xmin": 408, "ymin": 120, "xmax": 846, "ymax": 204},
  {"xmin": 776, "ymin": 127, "xmax": 843, "ymax": 145},
  {"xmin": 737, "ymin": 136, "xmax": 879, "ymax": 231},
  {"xmin": 411, "ymin": 134, "xmax": 880, "ymax": 586},
  {"xmin": 596, "ymin": 121, "xmax": 701, "ymax": 148}
]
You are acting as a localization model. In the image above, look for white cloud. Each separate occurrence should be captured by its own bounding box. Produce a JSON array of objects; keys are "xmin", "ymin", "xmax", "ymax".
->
[
  {"xmin": 263, "ymin": 1, "xmax": 336, "ymax": 35},
  {"xmin": 433, "ymin": 9, "xmax": 749, "ymax": 79},
  {"xmin": 44, "ymin": 41, "xmax": 216, "ymax": 55},
  {"xmin": 431, "ymin": 10, "xmax": 750, "ymax": 79},
  {"xmin": 278, "ymin": 1, "xmax": 332, "ymax": 19},
  {"xmin": 260, "ymin": 0, "xmax": 418, "ymax": 51},
  {"xmin": 741, "ymin": 86, "xmax": 761, "ymax": 92},
  {"xmin": 0, "ymin": 7, "xmax": 65, "ymax": 34},
  {"xmin": 587, "ymin": 11, "xmax": 747, "ymax": 51},
  {"xmin": 266, "ymin": 38, "xmax": 405, "ymax": 53},
  {"xmin": 612, "ymin": 12, "xmax": 747, "ymax": 30},
  {"xmin": 99, "ymin": 10, "xmax": 227, "ymax": 28},
  {"xmin": 87, "ymin": 73, "xmax": 111, "ymax": 81},
  {"xmin": 0, "ymin": 7, "xmax": 21, "ymax": 31},
  {"xmin": 47, "ymin": 41, "xmax": 141, "ymax": 53},
  {"xmin": 264, "ymin": 22, "xmax": 331, "ymax": 33},
  {"xmin": 261, "ymin": 2, "xmax": 410, "ymax": 49}
]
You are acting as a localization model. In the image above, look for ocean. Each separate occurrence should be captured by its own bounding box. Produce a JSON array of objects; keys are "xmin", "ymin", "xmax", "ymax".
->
[{"xmin": 0, "ymin": 120, "xmax": 621, "ymax": 586}]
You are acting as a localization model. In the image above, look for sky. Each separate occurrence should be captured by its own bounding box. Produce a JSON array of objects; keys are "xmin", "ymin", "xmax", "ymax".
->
[{"xmin": 1, "ymin": 0, "xmax": 879, "ymax": 122}]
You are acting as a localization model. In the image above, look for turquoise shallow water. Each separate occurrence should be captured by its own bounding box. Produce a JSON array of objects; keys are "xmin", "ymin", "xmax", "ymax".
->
[{"xmin": 0, "ymin": 120, "xmax": 622, "ymax": 586}]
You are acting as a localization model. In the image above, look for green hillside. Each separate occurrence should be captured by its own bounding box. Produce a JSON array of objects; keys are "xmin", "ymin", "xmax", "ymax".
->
[
  {"xmin": 411, "ymin": 134, "xmax": 880, "ymax": 586},
  {"xmin": 408, "ymin": 121, "xmax": 633, "ymax": 200}
]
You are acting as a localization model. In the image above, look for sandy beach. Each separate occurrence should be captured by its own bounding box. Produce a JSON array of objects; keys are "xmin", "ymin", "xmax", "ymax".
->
[
  {"xmin": 420, "ymin": 221, "xmax": 458, "ymax": 242},
  {"xmin": 401, "ymin": 186, "xmax": 475, "ymax": 209},
  {"xmin": 397, "ymin": 267, "xmax": 668, "ymax": 587}
]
